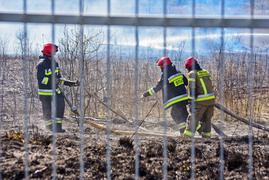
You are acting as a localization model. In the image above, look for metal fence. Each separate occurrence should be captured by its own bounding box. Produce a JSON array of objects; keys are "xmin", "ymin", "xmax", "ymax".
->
[{"xmin": 0, "ymin": 0, "xmax": 268, "ymax": 179}]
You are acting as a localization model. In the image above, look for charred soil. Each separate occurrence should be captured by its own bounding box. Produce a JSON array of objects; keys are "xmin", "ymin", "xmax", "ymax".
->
[{"xmin": 1, "ymin": 115, "xmax": 269, "ymax": 180}]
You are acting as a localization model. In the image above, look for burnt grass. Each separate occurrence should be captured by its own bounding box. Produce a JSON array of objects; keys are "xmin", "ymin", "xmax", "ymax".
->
[{"xmin": 1, "ymin": 133, "xmax": 269, "ymax": 179}]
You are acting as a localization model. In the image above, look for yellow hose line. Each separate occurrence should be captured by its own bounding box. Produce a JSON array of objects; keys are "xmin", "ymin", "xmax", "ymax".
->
[
  {"xmin": 215, "ymin": 102, "xmax": 269, "ymax": 132},
  {"xmin": 82, "ymin": 87, "xmax": 224, "ymax": 139},
  {"xmin": 83, "ymin": 118, "xmax": 180, "ymax": 138},
  {"xmin": 84, "ymin": 118, "xmax": 222, "ymax": 139}
]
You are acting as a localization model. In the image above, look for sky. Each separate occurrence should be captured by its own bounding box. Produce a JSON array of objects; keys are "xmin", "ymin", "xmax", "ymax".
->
[
  {"xmin": 0, "ymin": 0, "xmax": 266, "ymax": 16},
  {"xmin": 0, "ymin": 0, "xmax": 269, "ymax": 56}
]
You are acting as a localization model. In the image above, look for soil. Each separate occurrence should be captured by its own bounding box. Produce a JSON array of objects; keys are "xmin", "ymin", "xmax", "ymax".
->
[{"xmin": 1, "ymin": 111, "xmax": 269, "ymax": 180}]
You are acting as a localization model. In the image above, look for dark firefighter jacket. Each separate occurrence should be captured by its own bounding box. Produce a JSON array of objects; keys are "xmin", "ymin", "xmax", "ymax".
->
[
  {"xmin": 188, "ymin": 66, "xmax": 215, "ymax": 106},
  {"xmin": 36, "ymin": 56, "xmax": 75, "ymax": 96},
  {"xmin": 143, "ymin": 64, "xmax": 189, "ymax": 109}
]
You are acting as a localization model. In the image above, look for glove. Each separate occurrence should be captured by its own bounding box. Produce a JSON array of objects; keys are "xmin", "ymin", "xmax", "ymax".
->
[
  {"xmin": 60, "ymin": 78, "xmax": 80, "ymax": 87},
  {"xmin": 68, "ymin": 80, "xmax": 79, "ymax": 86},
  {"xmin": 75, "ymin": 80, "xmax": 80, "ymax": 86},
  {"xmin": 56, "ymin": 78, "xmax": 60, "ymax": 85}
]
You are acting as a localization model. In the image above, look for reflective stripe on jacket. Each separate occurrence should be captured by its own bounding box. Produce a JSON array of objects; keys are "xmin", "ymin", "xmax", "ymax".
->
[
  {"xmin": 188, "ymin": 69, "xmax": 215, "ymax": 106},
  {"xmin": 163, "ymin": 94, "xmax": 188, "ymax": 109},
  {"xmin": 143, "ymin": 65, "xmax": 188, "ymax": 109},
  {"xmin": 36, "ymin": 56, "xmax": 62, "ymax": 96},
  {"xmin": 38, "ymin": 88, "xmax": 61, "ymax": 95}
]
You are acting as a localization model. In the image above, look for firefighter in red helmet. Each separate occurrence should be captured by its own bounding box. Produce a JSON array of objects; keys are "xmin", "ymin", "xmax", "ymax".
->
[
  {"xmin": 36, "ymin": 43, "xmax": 79, "ymax": 133},
  {"xmin": 184, "ymin": 57, "xmax": 215, "ymax": 138},
  {"xmin": 141, "ymin": 57, "xmax": 189, "ymax": 135}
]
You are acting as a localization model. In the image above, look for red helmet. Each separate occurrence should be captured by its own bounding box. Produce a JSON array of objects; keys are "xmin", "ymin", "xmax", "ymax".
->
[
  {"xmin": 42, "ymin": 43, "xmax": 58, "ymax": 56},
  {"xmin": 157, "ymin": 57, "xmax": 171, "ymax": 68},
  {"xmin": 185, "ymin": 57, "xmax": 198, "ymax": 70}
]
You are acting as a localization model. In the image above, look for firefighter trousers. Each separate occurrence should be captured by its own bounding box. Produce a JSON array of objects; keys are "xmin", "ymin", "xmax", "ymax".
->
[
  {"xmin": 170, "ymin": 104, "xmax": 189, "ymax": 133},
  {"xmin": 39, "ymin": 93, "xmax": 65, "ymax": 121},
  {"xmin": 185, "ymin": 104, "xmax": 214, "ymax": 137}
]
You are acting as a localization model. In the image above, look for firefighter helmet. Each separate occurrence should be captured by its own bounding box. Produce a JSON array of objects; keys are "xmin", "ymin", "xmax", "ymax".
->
[
  {"xmin": 42, "ymin": 43, "xmax": 58, "ymax": 56},
  {"xmin": 185, "ymin": 57, "xmax": 198, "ymax": 70},
  {"xmin": 157, "ymin": 57, "xmax": 171, "ymax": 68}
]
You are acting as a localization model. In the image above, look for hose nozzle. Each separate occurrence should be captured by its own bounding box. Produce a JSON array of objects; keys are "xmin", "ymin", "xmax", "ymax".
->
[{"xmin": 71, "ymin": 106, "xmax": 77, "ymax": 112}]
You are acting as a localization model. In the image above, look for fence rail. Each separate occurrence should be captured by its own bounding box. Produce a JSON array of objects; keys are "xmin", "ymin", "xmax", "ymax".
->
[
  {"xmin": 1, "ymin": 0, "xmax": 269, "ymax": 179},
  {"xmin": 1, "ymin": 13, "xmax": 269, "ymax": 28}
]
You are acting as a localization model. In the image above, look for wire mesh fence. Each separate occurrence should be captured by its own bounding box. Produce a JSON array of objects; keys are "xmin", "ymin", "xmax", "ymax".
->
[{"xmin": 0, "ymin": 0, "xmax": 269, "ymax": 179}]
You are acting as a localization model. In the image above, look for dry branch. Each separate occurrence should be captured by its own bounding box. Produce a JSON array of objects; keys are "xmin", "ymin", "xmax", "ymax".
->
[
  {"xmin": 83, "ymin": 87, "xmax": 131, "ymax": 123},
  {"xmin": 83, "ymin": 87, "xmax": 151, "ymax": 132}
]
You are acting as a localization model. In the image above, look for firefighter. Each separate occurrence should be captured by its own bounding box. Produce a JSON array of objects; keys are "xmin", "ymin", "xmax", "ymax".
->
[
  {"xmin": 141, "ymin": 57, "xmax": 189, "ymax": 135},
  {"xmin": 36, "ymin": 43, "xmax": 79, "ymax": 133},
  {"xmin": 184, "ymin": 57, "xmax": 215, "ymax": 138}
]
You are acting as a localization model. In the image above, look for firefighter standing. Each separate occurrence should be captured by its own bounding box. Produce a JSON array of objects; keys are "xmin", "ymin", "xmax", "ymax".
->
[
  {"xmin": 36, "ymin": 43, "xmax": 78, "ymax": 133},
  {"xmin": 141, "ymin": 57, "xmax": 189, "ymax": 135},
  {"xmin": 184, "ymin": 57, "xmax": 215, "ymax": 138}
]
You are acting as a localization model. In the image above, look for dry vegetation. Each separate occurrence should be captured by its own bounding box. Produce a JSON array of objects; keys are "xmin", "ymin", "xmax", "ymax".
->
[
  {"xmin": 1, "ymin": 27, "xmax": 269, "ymax": 179},
  {"xmin": 1, "ymin": 27, "xmax": 269, "ymax": 125}
]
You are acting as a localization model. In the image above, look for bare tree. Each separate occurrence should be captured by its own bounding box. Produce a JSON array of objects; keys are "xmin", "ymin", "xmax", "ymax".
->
[{"xmin": 57, "ymin": 25, "xmax": 105, "ymax": 117}]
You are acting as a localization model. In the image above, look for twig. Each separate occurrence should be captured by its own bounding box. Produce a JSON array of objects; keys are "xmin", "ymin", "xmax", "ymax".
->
[
  {"xmin": 84, "ymin": 87, "xmax": 151, "ymax": 132},
  {"xmin": 131, "ymin": 101, "xmax": 158, "ymax": 139}
]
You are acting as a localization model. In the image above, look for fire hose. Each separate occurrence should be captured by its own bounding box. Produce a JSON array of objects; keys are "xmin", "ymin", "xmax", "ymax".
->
[{"xmin": 62, "ymin": 87, "xmax": 269, "ymax": 138}]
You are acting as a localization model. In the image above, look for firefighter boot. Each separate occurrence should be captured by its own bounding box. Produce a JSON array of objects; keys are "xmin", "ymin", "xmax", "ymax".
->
[
  {"xmin": 196, "ymin": 122, "xmax": 202, "ymax": 135},
  {"xmin": 178, "ymin": 122, "xmax": 186, "ymax": 136},
  {"xmin": 55, "ymin": 123, "xmax": 66, "ymax": 133},
  {"xmin": 201, "ymin": 132, "xmax": 211, "ymax": 138},
  {"xmin": 179, "ymin": 128, "xmax": 185, "ymax": 136}
]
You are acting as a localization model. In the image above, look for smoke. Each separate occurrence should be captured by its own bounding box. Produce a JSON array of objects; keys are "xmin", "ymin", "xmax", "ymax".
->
[
  {"xmin": 108, "ymin": 26, "xmax": 269, "ymax": 57},
  {"xmin": 0, "ymin": 0, "xmax": 268, "ymax": 55}
]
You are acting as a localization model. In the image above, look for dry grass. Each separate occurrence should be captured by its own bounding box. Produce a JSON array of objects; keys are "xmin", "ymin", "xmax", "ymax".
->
[
  {"xmin": 205, "ymin": 52, "xmax": 269, "ymax": 122},
  {"xmin": 0, "ymin": 50, "xmax": 268, "ymax": 124}
]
